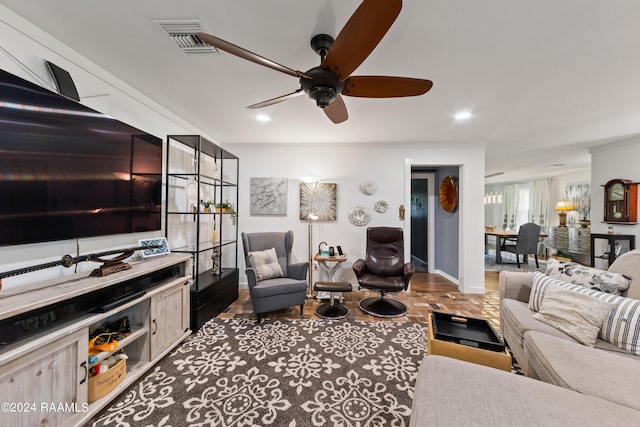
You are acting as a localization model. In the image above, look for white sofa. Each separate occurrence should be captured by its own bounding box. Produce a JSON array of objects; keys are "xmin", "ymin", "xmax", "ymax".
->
[
  {"xmin": 410, "ymin": 355, "xmax": 640, "ymax": 426},
  {"xmin": 498, "ymin": 249, "xmax": 640, "ymax": 411},
  {"xmin": 410, "ymin": 250, "xmax": 640, "ymax": 426}
]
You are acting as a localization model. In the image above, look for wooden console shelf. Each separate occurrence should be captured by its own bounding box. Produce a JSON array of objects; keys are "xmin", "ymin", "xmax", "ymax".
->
[{"xmin": 0, "ymin": 253, "xmax": 192, "ymax": 427}]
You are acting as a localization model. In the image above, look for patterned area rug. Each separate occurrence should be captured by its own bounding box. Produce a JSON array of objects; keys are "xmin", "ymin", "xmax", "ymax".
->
[{"xmin": 90, "ymin": 318, "xmax": 428, "ymax": 426}]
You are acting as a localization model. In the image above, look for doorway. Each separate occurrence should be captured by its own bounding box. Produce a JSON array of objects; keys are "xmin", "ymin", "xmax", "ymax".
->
[{"xmin": 411, "ymin": 171, "xmax": 435, "ymax": 272}]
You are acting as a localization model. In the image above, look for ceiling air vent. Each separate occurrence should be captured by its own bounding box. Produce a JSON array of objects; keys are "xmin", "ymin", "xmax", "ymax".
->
[{"xmin": 154, "ymin": 19, "xmax": 218, "ymax": 54}]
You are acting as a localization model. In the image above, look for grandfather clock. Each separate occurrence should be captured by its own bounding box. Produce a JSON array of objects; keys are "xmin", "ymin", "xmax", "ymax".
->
[{"xmin": 603, "ymin": 179, "xmax": 638, "ymax": 223}]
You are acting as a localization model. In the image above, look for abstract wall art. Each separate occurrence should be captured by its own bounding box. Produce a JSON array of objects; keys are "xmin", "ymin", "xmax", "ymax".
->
[
  {"xmin": 299, "ymin": 183, "xmax": 337, "ymax": 221},
  {"xmin": 250, "ymin": 177, "xmax": 288, "ymax": 215}
]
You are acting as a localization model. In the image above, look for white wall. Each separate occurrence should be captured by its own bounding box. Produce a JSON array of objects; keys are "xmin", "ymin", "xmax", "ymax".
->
[
  {"xmin": 0, "ymin": 6, "xmax": 211, "ymax": 289},
  {"xmin": 228, "ymin": 141, "xmax": 487, "ymax": 294}
]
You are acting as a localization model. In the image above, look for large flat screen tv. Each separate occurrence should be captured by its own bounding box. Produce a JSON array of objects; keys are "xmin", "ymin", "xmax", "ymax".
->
[{"xmin": 0, "ymin": 68, "xmax": 163, "ymax": 246}]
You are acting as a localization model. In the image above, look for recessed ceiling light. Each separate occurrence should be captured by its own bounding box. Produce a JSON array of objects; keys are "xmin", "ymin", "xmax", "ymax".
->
[
  {"xmin": 454, "ymin": 111, "xmax": 472, "ymax": 120},
  {"xmin": 256, "ymin": 113, "xmax": 271, "ymax": 123}
]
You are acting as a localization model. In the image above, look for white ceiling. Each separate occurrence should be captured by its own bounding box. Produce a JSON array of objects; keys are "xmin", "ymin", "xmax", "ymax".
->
[{"xmin": 3, "ymin": 0, "xmax": 640, "ymax": 183}]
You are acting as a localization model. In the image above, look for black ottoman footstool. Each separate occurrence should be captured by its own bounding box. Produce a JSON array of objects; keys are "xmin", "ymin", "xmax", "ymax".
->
[{"xmin": 313, "ymin": 281, "xmax": 352, "ymax": 319}]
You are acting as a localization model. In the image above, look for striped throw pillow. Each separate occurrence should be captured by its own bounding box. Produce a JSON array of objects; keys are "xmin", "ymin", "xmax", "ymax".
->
[
  {"xmin": 248, "ymin": 247, "xmax": 284, "ymax": 281},
  {"xmin": 529, "ymin": 272, "xmax": 567, "ymax": 312},
  {"xmin": 530, "ymin": 272, "xmax": 640, "ymax": 355}
]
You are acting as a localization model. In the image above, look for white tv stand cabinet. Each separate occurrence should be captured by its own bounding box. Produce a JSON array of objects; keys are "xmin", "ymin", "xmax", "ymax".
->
[{"xmin": 0, "ymin": 253, "xmax": 192, "ymax": 426}]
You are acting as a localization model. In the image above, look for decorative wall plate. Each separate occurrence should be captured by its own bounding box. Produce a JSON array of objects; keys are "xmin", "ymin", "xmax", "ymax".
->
[
  {"xmin": 439, "ymin": 176, "xmax": 458, "ymax": 213},
  {"xmin": 349, "ymin": 205, "xmax": 372, "ymax": 226},
  {"xmin": 373, "ymin": 200, "xmax": 389, "ymax": 213},
  {"xmin": 201, "ymin": 156, "xmax": 219, "ymax": 179},
  {"xmin": 186, "ymin": 180, "xmax": 199, "ymax": 204},
  {"xmin": 359, "ymin": 180, "xmax": 377, "ymax": 195}
]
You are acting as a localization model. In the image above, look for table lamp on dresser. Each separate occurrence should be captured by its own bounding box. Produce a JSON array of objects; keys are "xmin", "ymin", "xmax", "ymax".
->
[{"xmin": 554, "ymin": 199, "xmax": 574, "ymax": 227}]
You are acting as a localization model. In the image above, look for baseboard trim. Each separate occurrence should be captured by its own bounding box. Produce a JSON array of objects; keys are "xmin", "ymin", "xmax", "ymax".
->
[{"xmin": 433, "ymin": 269, "xmax": 459, "ymax": 286}]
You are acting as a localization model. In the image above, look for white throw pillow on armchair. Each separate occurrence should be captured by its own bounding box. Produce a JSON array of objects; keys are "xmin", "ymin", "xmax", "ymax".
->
[{"xmin": 248, "ymin": 247, "xmax": 284, "ymax": 281}]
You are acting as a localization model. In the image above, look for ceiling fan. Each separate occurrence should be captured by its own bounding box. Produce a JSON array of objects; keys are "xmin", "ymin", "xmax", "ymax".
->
[{"xmin": 197, "ymin": 0, "xmax": 432, "ymax": 124}]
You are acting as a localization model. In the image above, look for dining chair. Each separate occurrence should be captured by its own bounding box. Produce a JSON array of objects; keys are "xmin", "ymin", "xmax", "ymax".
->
[{"xmin": 500, "ymin": 222, "xmax": 541, "ymax": 268}]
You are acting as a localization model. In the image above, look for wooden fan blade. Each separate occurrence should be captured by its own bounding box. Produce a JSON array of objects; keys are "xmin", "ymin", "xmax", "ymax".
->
[
  {"xmin": 323, "ymin": 95, "xmax": 348, "ymax": 124},
  {"xmin": 247, "ymin": 89, "xmax": 305, "ymax": 109},
  {"xmin": 343, "ymin": 76, "xmax": 433, "ymax": 97},
  {"xmin": 323, "ymin": 0, "xmax": 402, "ymax": 81},
  {"xmin": 197, "ymin": 32, "xmax": 311, "ymax": 79}
]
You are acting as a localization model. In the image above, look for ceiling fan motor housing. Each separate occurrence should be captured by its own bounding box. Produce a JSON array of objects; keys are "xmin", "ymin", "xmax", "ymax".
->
[{"xmin": 300, "ymin": 66, "xmax": 346, "ymax": 108}]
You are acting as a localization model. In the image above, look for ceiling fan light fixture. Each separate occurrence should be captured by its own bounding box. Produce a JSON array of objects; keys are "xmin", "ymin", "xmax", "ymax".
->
[{"xmin": 309, "ymin": 86, "xmax": 337, "ymax": 108}]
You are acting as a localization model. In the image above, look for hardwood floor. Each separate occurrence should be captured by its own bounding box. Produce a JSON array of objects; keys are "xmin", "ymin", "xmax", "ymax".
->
[{"xmin": 219, "ymin": 271, "xmax": 503, "ymax": 331}]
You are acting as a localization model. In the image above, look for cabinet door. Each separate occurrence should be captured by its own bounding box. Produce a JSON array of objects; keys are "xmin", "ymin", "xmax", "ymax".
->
[
  {"xmin": 0, "ymin": 328, "xmax": 88, "ymax": 427},
  {"xmin": 150, "ymin": 281, "xmax": 189, "ymax": 358}
]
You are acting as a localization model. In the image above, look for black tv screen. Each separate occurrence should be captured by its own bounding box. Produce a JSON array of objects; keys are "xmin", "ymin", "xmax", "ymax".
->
[{"xmin": 0, "ymin": 68, "xmax": 163, "ymax": 246}]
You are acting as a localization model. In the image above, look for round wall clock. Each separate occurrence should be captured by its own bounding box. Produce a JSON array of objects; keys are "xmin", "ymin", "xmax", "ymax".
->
[{"xmin": 439, "ymin": 176, "xmax": 458, "ymax": 213}]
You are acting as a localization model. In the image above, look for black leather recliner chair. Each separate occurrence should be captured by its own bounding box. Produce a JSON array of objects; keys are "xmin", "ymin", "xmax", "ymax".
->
[{"xmin": 352, "ymin": 227, "xmax": 415, "ymax": 317}]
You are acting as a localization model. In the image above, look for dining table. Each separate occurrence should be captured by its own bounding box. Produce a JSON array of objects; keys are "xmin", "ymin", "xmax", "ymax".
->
[{"xmin": 484, "ymin": 228, "xmax": 548, "ymax": 263}]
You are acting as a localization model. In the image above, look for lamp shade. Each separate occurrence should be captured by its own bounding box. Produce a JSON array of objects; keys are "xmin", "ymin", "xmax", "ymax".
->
[{"xmin": 554, "ymin": 199, "xmax": 574, "ymax": 212}]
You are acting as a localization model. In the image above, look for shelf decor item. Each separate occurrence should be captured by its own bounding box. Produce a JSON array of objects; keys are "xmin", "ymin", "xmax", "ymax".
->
[
  {"xmin": 602, "ymin": 179, "xmax": 638, "ymax": 224},
  {"xmin": 215, "ymin": 201, "xmax": 238, "ymax": 225},
  {"xmin": 88, "ymin": 356, "xmax": 127, "ymax": 402},
  {"xmin": 139, "ymin": 237, "xmax": 171, "ymax": 258},
  {"xmin": 0, "ymin": 244, "xmax": 163, "ymax": 289}
]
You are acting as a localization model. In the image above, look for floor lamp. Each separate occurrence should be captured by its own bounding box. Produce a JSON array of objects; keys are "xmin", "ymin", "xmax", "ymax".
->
[{"xmin": 300, "ymin": 176, "xmax": 320, "ymax": 298}]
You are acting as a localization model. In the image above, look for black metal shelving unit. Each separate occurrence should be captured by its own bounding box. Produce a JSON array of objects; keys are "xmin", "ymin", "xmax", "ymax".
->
[{"xmin": 165, "ymin": 135, "xmax": 239, "ymax": 330}]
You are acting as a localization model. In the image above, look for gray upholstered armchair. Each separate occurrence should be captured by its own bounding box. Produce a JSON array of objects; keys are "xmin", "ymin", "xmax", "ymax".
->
[{"xmin": 241, "ymin": 230, "xmax": 308, "ymax": 322}]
